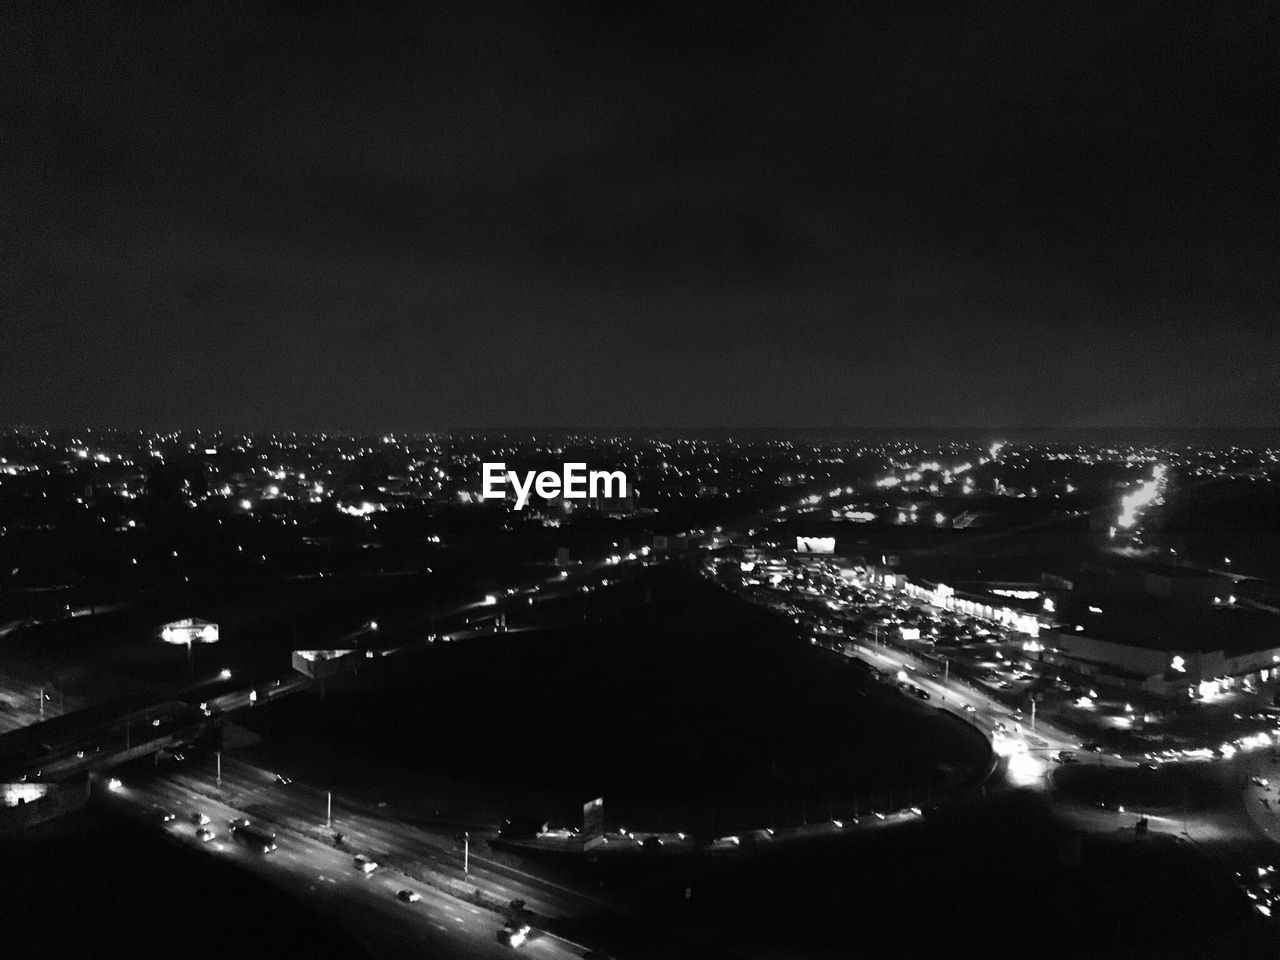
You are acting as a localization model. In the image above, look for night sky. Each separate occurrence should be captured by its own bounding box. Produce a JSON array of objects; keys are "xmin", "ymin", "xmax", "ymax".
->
[{"xmin": 3, "ymin": 2, "xmax": 1278, "ymax": 430}]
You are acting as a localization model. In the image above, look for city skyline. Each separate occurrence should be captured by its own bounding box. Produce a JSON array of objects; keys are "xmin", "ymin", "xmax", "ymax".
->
[{"xmin": 5, "ymin": 6, "xmax": 1280, "ymax": 957}]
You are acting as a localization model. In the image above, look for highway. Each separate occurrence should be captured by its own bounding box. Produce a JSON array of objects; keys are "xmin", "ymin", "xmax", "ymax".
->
[
  {"xmin": 103, "ymin": 769, "xmax": 590, "ymax": 960},
  {"xmin": 159, "ymin": 750, "xmax": 781, "ymax": 959}
]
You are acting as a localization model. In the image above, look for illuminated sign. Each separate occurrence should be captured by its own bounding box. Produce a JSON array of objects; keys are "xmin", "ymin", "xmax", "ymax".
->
[
  {"xmin": 900, "ymin": 627, "xmax": 921, "ymax": 641},
  {"xmin": 2, "ymin": 781, "xmax": 50, "ymax": 807},
  {"xmin": 291, "ymin": 649, "xmax": 362, "ymax": 680},
  {"xmin": 159, "ymin": 618, "xmax": 218, "ymax": 645},
  {"xmin": 796, "ymin": 536, "xmax": 835, "ymax": 554}
]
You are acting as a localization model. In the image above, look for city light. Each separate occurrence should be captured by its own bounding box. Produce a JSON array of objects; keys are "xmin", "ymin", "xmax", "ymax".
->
[{"xmin": 1115, "ymin": 463, "xmax": 1167, "ymax": 529}]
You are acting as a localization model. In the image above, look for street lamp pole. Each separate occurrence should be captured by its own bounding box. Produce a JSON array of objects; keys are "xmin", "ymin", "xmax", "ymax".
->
[
  {"xmin": 463, "ymin": 830, "xmax": 469, "ymax": 875},
  {"xmin": 327, "ymin": 790, "xmax": 332, "ymax": 828}
]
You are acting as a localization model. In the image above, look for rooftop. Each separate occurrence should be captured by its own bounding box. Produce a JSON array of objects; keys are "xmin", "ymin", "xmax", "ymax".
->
[{"xmin": 1055, "ymin": 593, "xmax": 1280, "ymax": 655}]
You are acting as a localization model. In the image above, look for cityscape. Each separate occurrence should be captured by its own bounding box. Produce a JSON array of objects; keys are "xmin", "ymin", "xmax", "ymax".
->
[
  {"xmin": 4, "ymin": 429, "xmax": 1280, "ymax": 957},
  {"xmin": 4, "ymin": 4, "xmax": 1278, "ymax": 959}
]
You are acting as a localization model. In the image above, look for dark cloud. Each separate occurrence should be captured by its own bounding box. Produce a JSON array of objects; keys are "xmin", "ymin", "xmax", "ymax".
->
[{"xmin": 1, "ymin": 1, "xmax": 1277, "ymax": 429}]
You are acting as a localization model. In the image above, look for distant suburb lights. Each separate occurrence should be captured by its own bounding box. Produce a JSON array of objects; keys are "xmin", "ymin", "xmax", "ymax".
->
[{"xmin": 481, "ymin": 463, "xmax": 629, "ymax": 510}]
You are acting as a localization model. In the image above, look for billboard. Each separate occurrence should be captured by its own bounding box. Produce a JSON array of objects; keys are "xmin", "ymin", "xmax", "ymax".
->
[
  {"xmin": 159, "ymin": 618, "xmax": 218, "ymax": 645},
  {"xmin": 292, "ymin": 649, "xmax": 361, "ymax": 679},
  {"xmin": 796, "ymin": 536, "xmax": 835, "ymax": 554}
]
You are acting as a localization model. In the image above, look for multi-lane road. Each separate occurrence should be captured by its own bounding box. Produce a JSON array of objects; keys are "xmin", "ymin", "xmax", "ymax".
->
[{"xmin": 104, "ymin": 764, "xmax": 592, "ymax": 960}]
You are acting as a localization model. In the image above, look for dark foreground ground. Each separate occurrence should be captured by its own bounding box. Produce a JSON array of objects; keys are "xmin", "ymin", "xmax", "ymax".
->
[
  {"xmin": 2, "ymin": 811, "xmax": 372, "ymax": 960},
  {"xmin": 538, "ymin": 788, "xmax": 1277, "ymax": 960},
  {"xmin": 3, "ymin": 788, "xmax": 1274, "ymax": 960}
]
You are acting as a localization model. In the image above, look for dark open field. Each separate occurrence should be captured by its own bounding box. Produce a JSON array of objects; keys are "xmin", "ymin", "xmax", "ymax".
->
[{"xmin": 240, "ymin": 564, "xmax": 989, "ymax": 833}]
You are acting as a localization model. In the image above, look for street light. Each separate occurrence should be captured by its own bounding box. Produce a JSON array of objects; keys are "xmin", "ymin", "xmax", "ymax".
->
[{"xmin": 219, "ymin": 668, "xmax": 232, "ymax": 681}]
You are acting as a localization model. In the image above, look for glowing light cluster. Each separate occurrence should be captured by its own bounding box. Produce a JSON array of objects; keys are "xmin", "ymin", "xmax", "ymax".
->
[{"xmin": 1116, "ymin": 463, "xmax": 1167, "ymax": 530}]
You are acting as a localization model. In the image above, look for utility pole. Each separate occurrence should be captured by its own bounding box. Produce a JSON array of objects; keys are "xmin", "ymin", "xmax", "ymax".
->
[
  {"xmin": 463, "ymin": 831, "xmax": 470, "ymax": 875},
  {"xmin": 326, "ymin": 790, "xmax": 332, "ymax": 828},
  {"xmin": 1031, "ymin": 699, "xmax": 1037, "ymax": 732},
  {"xmin": 38, "ymin": 687, "xmax": 45, "ymax": 722},
  {"xmin": 216, "ymin": 750, "xmax": 221, "ymax": 787}
]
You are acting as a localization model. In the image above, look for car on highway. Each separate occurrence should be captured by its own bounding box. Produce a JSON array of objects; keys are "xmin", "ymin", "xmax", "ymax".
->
[
  {"xmin": 962, "ymin": 704, "xmax": 977, "ymax": 714},
  {"xmin": 1252, "ymin": 776, "xmax": 1270, "ymax": 789},
  {"xmin": 190, "ymin": 811, "xmax": 211, "ymax": 825},
  {"xmin": 231, "ymin": 820, "xmax": 277, "ymax": 853},
  {"xmin": 195, "ymin": 827, "xmax": 215, "ymax": 843},
  {"xmin": 273, "ymin": 773, "xmax": 292, "ymax": 786},
  {"xmin": 497, "ymin": 921, "xmax": 531, "ymax": 948},
  {"xmin": 353, "ymin": 854, "xmax": 379, "ymax": 874},
  {"xmin": 158, "ymin": 810, "xmax": 177, "ymax": 823},
  {"xmin": 396, "ymin": 889, "xmax": 421, "ymax": 903}
]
